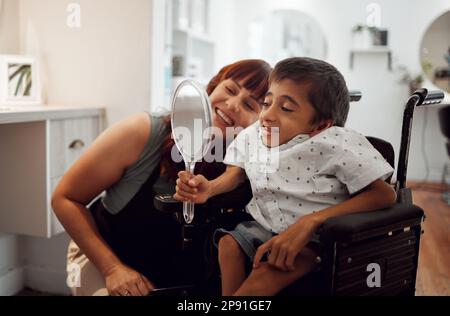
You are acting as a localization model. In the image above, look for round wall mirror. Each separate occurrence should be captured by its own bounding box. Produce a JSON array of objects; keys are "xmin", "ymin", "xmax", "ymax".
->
[
  {"xmin": 420, "ymin": 10, "xmax": 450, "ymax": 93},
  {"xmin": 248, "ymin": 10, "xmax": 328, "ymax": 65}
]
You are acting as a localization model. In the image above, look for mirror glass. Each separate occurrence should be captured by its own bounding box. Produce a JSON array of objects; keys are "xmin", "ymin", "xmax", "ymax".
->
[
  {"xmin": 249, "ymin": 10, "xmax": 328, "ymax": 65},
  {"xmin": 420, "ymin": 10, "xmax": 450, "ymax": 93},
  {"xmin": 171, "ymin": 80, "xmax": 213, "ymax": 224}
]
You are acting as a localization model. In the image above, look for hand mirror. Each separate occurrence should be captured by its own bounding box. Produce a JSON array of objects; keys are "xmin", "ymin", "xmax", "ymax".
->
[{"xmin": 171, "ymin": 80, "xmax": 213, "ymax": 224}]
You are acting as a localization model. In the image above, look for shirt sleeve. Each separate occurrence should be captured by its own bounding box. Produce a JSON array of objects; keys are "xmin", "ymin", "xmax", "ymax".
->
[
  {"xmin": 223, "ymin": 127, "xmax": 251, "ymax": 169},
  {"xmin": 330, "ymin": 132, "xmax": 394, "ymax": 194}
]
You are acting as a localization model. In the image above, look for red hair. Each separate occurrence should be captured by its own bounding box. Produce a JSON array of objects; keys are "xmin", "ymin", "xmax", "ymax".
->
[{"xmin": 160, "ymin": 59, "xmax": 272, "ymax": 179}]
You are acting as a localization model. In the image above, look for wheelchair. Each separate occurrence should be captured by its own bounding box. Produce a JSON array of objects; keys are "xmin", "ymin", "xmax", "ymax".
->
[{"xmin": 152, "ymin": 89, "xmax": 445, "ymax": 296}]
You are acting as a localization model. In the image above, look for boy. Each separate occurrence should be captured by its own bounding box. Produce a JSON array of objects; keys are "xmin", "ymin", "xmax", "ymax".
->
[{"xmin": 174, "ymin": 57, "xmax": 396, "ymax": 296}]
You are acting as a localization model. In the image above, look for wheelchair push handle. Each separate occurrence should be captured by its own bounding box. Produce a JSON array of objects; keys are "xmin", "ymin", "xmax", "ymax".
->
[
  {"xmin": 396, "ymin": 88, "xmax": 445, "ymax": 200},
  {"xmin": 349, "ymin": 90, "xmax": 362, "ymax": 102},
  {"xmin": 412, "ymin": 88, "xmax": 445, "ymax": 106}
]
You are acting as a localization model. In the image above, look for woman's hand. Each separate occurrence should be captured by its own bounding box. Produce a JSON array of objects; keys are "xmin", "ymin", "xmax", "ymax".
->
[
  {"xmin": 253, "ymin": 213, "xmax": 324, "ymax": 272},
  {"xmin": 174, "ymin": 171, "xmax": 211, "ymax": 204},
  {"xmin": 104, "ymin": 264, "xmax": 154, "ymax": 296}
]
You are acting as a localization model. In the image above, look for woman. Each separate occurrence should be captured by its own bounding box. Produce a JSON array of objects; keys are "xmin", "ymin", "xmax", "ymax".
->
[{"xmin": 52, "ymin": 59, "xmax": 271, "ymax": 296}]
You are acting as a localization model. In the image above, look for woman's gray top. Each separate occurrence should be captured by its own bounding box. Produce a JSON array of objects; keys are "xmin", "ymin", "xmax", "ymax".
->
[{"xmin": 102, "ymin": 113, "xmax": 170, "ymax": 214}]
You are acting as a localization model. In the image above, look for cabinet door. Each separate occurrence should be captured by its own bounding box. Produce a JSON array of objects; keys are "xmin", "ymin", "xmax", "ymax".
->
[
  {"xmin": 49, "ymin": 117, "xmax": 101, "ymax": 178},
  {"xmin": 0, "ymin": 122, "xmax": 48, "ymax": 237}
]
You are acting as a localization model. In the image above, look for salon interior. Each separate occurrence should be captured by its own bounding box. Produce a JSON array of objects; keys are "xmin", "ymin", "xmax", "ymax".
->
[{"xmin": 0, "ymin": 0, "xmax": 449, "ymax": 297}]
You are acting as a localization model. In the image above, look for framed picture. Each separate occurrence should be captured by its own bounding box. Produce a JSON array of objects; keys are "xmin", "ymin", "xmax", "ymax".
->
[
  {"xmin": 372, "ymin": 28, "xmax": 389, "ymax": 47},
  {"xmin": 0, "ymin": 55, "xmax": 41, "ymax": 106}
]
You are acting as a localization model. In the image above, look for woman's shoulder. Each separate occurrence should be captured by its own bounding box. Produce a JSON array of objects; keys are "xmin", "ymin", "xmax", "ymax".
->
[
  {"xmin": 115, "ymin": 112, "xmax": 169, "ymax": 143},
  {"xmin": 118, "ymin": 112, "xmax": 152, "ymax": 145},
  {"xmin": 124, "ymin": 112, "xmax": 172, "ymax": 158},
  {"xmin": 96, "ymin": 113, "xmax": 156, "ymax": 167}
]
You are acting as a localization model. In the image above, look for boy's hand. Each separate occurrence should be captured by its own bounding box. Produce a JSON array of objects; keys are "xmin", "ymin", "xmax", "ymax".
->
[
  {"xmin": 253, "ymin": 213, "xmax": 324, "ymax": 272},
  {"xmin": 174, "ymin": 171, "xmax": 211, "ymax": 204}
]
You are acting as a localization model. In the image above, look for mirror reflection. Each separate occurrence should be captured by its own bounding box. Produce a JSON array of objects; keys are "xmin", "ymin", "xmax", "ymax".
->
[
  {"xmin": 420, "ymin": 10, "xmax": 450, "ymax": 93},
  {"xmin": 172, "ymin": 83, "xmax": 210, "ymax": 161},
  {"xmin": 248, "ymin": 10, "xmax": 328, "ymax": 65}
]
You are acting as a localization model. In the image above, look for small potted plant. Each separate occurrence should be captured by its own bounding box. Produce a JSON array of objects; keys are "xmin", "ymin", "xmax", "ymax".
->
[
  {"xmin": 352, "ymin": 24, "xmax": 372, "ymax": 50},
  {"xmin": 397, "ymin": 65, "xmax": 424, "ymax": 95}
]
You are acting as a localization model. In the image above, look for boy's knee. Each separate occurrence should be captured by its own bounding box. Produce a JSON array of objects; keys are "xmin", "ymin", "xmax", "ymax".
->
[{"xmin": 218, "ymin": 234, "xmax": 244, "ymax": 258}]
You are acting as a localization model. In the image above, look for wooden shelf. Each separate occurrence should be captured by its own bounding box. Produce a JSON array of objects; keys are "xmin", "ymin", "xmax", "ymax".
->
[
  {"xmin": 173, "ymin": 28, "xmax": 214, "ymax": 45},
  {"xmin": 350, "ymin": 48, "xmax": 392, "ymax": 70}
]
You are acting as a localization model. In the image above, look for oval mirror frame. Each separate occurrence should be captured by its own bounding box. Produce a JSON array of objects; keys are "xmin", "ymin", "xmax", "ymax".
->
[{"xmin": 171, "ymin": 79, "xmax": 213, "ymax": 224}]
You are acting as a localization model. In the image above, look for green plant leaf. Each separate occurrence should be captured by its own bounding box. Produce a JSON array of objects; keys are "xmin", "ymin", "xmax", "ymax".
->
[
  {"xmin": 352, "ymin": 24, "xmax": 365, "ymax": 33},
  {"xmin": 9, "ymin": 65, "xmax": 29, "ymax": 81},
  {"xmin": 14, "ymin": 70, "xmax": 27, "ymax": 96},
  {"xmin": 24, "ymin": 71, "xmax": 32, "ymax": 96},
  {"xmin": 12, "ymin": 65, "xmax": 32, "ymax": 96}
]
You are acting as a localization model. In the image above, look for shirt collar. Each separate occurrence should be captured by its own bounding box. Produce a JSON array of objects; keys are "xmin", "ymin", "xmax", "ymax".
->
[{"xmin": 258, "ymin": 125, "xmax": 311, "ymax": 151}]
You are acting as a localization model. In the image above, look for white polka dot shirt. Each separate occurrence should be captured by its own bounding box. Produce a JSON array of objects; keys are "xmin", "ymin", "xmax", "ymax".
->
[{"xmin": 223, "ymin": 122, "xmax": 394, "ymax": 234}]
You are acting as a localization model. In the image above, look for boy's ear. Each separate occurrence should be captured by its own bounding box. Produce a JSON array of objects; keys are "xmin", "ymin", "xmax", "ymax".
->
[
  {"xmin": 310, "ymin": 119, "xmax": 333, "ymax": 137},
  {"xmin": 319, "ymin": 120, "xmax": 333, "ymax": 130}
]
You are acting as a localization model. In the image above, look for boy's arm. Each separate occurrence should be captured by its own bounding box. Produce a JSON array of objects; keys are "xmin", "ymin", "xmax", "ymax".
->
[
  {"xmin": 209, "ymin": 165, "xmax": 247, "ymax": 198},
  {"xmin": 254, "ymin": 179, "xmax": 396, "ymax": 271},
  {"xmin": 313, "ymin": 179, "xmax": 396, "ymax": 225},
  {"xmin": 174, "ymin": 165, "xmax": 246, "ymax": 204}
]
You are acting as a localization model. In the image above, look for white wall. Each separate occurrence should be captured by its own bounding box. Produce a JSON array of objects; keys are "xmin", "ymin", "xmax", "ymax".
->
[
  {"xmin": 211, "ymin": 0, "xmax": 450, "ymax": 182},
  {"xmin": 0, "ymin": 0, "xmax": 20, "ymax": 53},
  {"xmin": 19, "ymin": 234, "xmax": 72, "ymax": 295},
  {"xmin": 18, "ymin": 0, "xmax": 152, "ymax": 125}
]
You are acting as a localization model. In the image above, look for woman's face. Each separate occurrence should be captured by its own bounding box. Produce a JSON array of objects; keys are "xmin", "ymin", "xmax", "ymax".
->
[{"xmin": 209, "ymin": 79, "xmax": 262, "ymax": 136}]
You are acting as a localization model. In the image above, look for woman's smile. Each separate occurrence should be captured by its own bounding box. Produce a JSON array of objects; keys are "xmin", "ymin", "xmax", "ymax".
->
[{"xmin": 215, "ymin": 107, "xmax": 234, "ymax": 126}]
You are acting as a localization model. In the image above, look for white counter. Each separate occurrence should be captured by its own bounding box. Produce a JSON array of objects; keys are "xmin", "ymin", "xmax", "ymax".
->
[{"xmin": 0, "ymin": 105, "xmax": 105, "ymax": 124}]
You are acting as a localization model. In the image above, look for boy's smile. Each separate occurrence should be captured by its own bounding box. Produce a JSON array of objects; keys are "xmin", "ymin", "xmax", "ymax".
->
[{"xmin": 260, "ymin": 79, "xmax": 328, "ymax": 148}]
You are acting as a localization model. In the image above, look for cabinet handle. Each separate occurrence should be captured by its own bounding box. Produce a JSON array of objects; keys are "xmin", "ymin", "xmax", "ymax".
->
[{"xmin": 69, "ymin": 139, "xmax": 85, "ymax": 149}]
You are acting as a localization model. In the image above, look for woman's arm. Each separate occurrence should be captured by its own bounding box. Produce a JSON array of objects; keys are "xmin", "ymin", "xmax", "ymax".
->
[
  {"xmin": 254, "ymin": 179, "xmax": 397, "ymax": 271},
  {"xmin": 51, "ymin": 113, "xmax": 154, "ymax": 296}
]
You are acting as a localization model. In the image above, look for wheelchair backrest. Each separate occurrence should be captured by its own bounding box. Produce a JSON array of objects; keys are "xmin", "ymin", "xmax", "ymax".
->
[{"xmin": 366, "ymin": 136, "xmax": 395, "ymax": 184}]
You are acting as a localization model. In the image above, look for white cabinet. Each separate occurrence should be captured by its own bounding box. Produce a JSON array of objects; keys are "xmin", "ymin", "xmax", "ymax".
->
[
  {"xmin": 0, "ymin": 108, "xmax": 104, "ymax": 238},
  {"xmin": 171, "ymin": 0, "xmax": 215, "ymax": 86}
]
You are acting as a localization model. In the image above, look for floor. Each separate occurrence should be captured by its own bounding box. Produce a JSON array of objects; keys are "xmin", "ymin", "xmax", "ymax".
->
[
  {"xmin": 411, "ymin": 182, "xmax": 450, "ymax": 296},
  {"xmin": 15, "ymin": 288, "xmax": 63, "ymax": 296}
]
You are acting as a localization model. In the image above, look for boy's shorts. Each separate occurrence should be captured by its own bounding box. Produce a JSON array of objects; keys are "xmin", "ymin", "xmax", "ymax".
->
[{"xmin": 214, "ymin": 221, "xmax": 321, "ymax": 262}]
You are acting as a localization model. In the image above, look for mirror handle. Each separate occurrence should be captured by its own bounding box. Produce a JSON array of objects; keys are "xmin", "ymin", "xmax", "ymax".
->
[{"xmin": 183, "ymin": 162, "xmax": 196, "ymax": 224}]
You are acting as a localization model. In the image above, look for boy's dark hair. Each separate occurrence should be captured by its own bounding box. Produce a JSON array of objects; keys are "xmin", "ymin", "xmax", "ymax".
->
[{"xmin": 270, "ymin": 57, "xmax": 350, "ymax": 127}]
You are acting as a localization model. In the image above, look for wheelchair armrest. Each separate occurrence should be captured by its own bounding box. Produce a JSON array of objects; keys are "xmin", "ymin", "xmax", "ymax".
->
[
  {"xmin": 153, "ymin": 181, "xmax": 253, "ymax": 217},
  {"xmin": 318, "ymin": 203, "xmax": 424, "ymax": 243}
]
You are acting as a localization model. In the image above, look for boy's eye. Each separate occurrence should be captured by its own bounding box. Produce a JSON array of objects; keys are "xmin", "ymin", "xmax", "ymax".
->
[
  {"xmin": 261, "ymin": 101, "xmax": 270, "ymax": 107},
  {"xmin": 244, "ymin": 102, "xmax": 255, "ymax": 112},
  {"xmin": 281, "ymin": 106, "xmax": 294, "ymax": 113}
]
